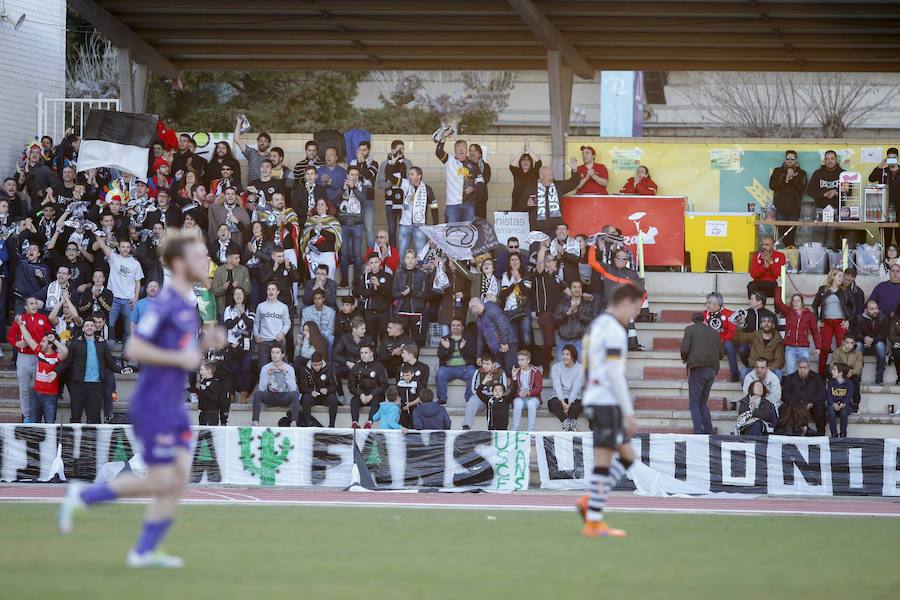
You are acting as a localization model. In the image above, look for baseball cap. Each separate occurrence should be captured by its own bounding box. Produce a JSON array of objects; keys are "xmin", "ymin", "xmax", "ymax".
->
[{"xmin": 580, "ymin": 145, "xmax": 596, "ymax": 156}]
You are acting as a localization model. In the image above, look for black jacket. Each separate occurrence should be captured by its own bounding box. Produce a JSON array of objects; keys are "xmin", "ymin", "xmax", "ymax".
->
[
  {"xmin": 61, "ymin": 336, "xmax": 120, "ymax": 383},
  {"xmin": 301, "ymin": 278, "xmax": 338, "ymax": 309},
  {"xmin": 868, "ymin": 165, "xmax": 900, "ymax": 208},
  {"xmin": 437, "ymin": 332, "xmax": 477, "ymax": 366},
  {"xmin": 333, "ymin": 333, "xmax": 372, "ymax": 367},
  {"xmin": 196, "ymin": 376, "xmax": 224, "ymax": 412},
  {"xmin": 681, "ymin": 322, "xmax": 724, "ymax": 371},
  {"xmin": 335, "ymin": 307, "xmax": 364, "ymax": 340},
  {"xmin": 554, "ymin": 296, "xmax": 594, "ymax": 341},
  {"xmin": 806, "ymin": 166, "xmax": 844, "ymax": 209},
  {"xmin": 530, "ymin": 270, "xmax": 564, "ymax": 314},
  {"xmin": 769, "ymin": 164, "xmax": 808, "ymax": 216},
  {"xmin": 851, "ymin": 311, "xmax": 889, "ymax": 344},
  {"xmin": 782, "ymin": 371, "xmax": 827, "ymax": 407},
  {"xmin": 298, "ymin": 363, "xmax": 338, "ymax": 395},
  {"xmin": 377, "ymin": 333, "xmax": 412, "ymax": 375},
  {"xmin": 811, "ymin": 286, "xmax": 855, "ymax": 321},
  {"xmin": 392, "ymin": 266, "xmax": 428, "ymax": 314},
  {"xmin": 348, "ymin": 360, "xmax": 389, "ymax": 397},
  {"xmin": 355, "ymin": 269, "xmax": 393, "ymax": 314},
  {"xmin": 514, "ymin": 173, "xmax": 581, "ymax": 231}
]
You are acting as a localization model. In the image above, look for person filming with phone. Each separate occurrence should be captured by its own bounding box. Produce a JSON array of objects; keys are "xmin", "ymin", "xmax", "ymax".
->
[{"xmin": 869, "ymin": 148, "xmax": 900, "ymax": 245}]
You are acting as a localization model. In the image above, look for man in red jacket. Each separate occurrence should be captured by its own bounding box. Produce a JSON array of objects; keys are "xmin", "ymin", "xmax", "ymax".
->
[
  {"xmin": 748, "ymin": 236, "xmax": 786, "ymax": 300},
  {"xmin": 7, "ymin": 296, "xmax": 53, "ymax": 422}
]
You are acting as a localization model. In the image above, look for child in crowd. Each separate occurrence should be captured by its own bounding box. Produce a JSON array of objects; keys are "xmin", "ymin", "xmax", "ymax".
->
[
  {"xmin": 511, "ymin": 350, "xmax": 542, "ymax": 432},
  {"xmin": 487, "ymin": 382, "xmax": 510, "ymax": 431},
  {"xmin": 826, "ymin": 363, "xmax": 854, "ymax": 438},
  {"xmin": 412, "ymin": 388, "xmax": 451, "ymax": 430},
  {"xmin": 397, "ymin": 363, "xmax": 421, "ymax": 428},
  {"xmin": 17, "ymin": 315, "xmax": 68, "ymax": 424},
  {"xmin": 372, "ymin": 384, "xmax": 403, "ymax": 430},
  {"xmin": 469, "ymin": 353, "xmax": 508, "ymax": 430},
  {"xmin": 828, "ymin": 334, "xmax": 863, "ymax": 413},
  {"xmin": 196, "ymin": 362, "xmax": 226, "ymax": 426}
]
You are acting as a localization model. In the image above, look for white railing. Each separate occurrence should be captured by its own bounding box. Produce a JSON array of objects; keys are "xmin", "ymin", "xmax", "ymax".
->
[{"xmin": 36, "ymin": 94, "xmax": 120, "ymax": 142}]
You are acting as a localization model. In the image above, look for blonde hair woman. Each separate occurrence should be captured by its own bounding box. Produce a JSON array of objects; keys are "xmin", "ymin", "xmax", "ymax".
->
[{"xmin": 811, "ymin": 269, "xmax": 855, "ymax": 373}]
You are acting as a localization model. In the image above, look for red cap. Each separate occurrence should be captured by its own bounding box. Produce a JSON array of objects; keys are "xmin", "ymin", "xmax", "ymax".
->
[
  {"xmin": 151, "ymin": 156, "xmax": 169, "ymax": 174},
  {"xmin": 580, "ymin": 145, "xmax": 596, "ymax": 156}
]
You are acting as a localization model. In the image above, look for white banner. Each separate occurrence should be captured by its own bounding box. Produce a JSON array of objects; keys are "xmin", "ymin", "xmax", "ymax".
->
[
  {"xmin": 492, "ymin": 211, "xmax": 531, "ymax": 246},
  {"xmin": 1, "ymin": 426, "xmax": 897, "ymax": 496}
]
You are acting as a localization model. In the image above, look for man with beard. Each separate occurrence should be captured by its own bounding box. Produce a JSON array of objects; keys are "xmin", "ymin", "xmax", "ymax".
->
[
  {"xmin": 291, "ymin": 165, "xmax": 329, "ymax": 222},
  {"xmin": 208, "ymin": 186, "xmax": 250, "ymax": 246}
]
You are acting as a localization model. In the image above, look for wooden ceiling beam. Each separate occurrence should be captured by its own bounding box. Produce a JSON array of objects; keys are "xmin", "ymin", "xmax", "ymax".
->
[
  {"xmin": 507, "ymin": 0, "xmax": 594, "ymax": 78},
  {"xmin": 70, "ymin": 0, "xmax": 179, "ymax": 77}
]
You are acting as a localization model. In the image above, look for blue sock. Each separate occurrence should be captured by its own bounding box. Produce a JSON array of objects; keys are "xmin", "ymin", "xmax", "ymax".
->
[
  {"xmin": 80, "ymin": 483, "xmax": 118, "ymax": 506},
  {"xmin": 134, "ymin": 519, "xmax": 173, "ymax": 555}
]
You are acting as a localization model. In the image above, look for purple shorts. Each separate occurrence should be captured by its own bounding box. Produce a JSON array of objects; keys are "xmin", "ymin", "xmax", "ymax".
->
[{"xmin": 133, "ymin": 415, "xmax": 193, "ymax": 466}]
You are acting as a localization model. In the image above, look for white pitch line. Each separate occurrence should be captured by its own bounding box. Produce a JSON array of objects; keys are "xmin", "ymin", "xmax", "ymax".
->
[{"xmin": 2, "ymin": 496, "xmax": 899, "ymax": 517}]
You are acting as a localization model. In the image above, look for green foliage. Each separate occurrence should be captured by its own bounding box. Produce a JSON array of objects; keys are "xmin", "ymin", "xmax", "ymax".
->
[{"xmin": 146, "ymin": 71, "xmax": 365, "ymax": 132}]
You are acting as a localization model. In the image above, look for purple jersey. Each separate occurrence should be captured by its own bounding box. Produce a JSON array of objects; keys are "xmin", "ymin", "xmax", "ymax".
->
[{"xmin": 130, "ymin": 286, "xmax": 200, "ymax": 427}]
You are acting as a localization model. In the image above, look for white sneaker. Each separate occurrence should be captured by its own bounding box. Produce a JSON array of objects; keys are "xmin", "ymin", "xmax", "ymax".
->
[
  {"xmin": 126, "ymin": 550, "xmax": 185, "ymax": 569},
  {"xmin": 57, "ymin": 481, "xmax": 85, "ymax": 535},
  {"xmin": 251, "ymin": 420, "xmax": 259, "ymax": 426}
]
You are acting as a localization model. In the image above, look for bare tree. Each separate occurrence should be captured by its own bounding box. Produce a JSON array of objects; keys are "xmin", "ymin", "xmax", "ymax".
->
[
  {"xmin": 799, "ymin": 72, "xmax": 895, "ymax": 138},
  {"xmin": 687, "ymin": 71, "xmax": 895, "ymax": 138},
  {"xmin": 688, "ymin": 72, "xmax": 811, "ymax": 137}
]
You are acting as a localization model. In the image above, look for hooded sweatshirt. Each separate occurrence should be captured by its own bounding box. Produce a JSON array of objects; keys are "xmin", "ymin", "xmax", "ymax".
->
[{"xmin": 412, "ymin": 402, "xmax": 452, "ymax": 430}]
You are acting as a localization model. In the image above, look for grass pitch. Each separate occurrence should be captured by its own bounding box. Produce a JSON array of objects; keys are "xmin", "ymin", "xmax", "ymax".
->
[{"xmin": 2, "ymin": 503, "xmax": 899, "ymax": 599}]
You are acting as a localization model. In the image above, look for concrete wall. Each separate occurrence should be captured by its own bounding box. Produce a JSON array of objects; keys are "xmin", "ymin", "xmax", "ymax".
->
[{"xmin": 0, "ymin": 0, "xmax": 66, "ymax": 173}]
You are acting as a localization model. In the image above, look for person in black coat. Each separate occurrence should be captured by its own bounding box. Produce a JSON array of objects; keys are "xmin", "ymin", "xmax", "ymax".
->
[
  {"xmin": 347, "ymin": 343, "xmax": 389, "ymax": 427},
  {"xmin": 735, "ymin": 380, "xmax": 777, "ymax": 436},
  {"xmin": 60, "ymin": 319, "xmax": 126, "ymax": 424},
  {"xmin": 298, "ymin": 352, "xmax": 339, "ymax": 427},
  {"xmin": 768, "ymin": 150, "xmax": 807, "ymax": 245},
  {"xmin": 391, "ymin": 250, "xmax": 428, "ymax": 343},
  {"xmin": 782, "ymin": 358, "xmax": 827, "ymax": 435},
  {"xmin": 355, "ymin": 252, "xmax": 393, "ymax": 345}
]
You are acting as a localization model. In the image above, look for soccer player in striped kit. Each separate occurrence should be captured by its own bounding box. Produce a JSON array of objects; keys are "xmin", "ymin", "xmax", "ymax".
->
[{"xmin": 577, "ymin": 283, "xmax": 644, "ymax": 538}]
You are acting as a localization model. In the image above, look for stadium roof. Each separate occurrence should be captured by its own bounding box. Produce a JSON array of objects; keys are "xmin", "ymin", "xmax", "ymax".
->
[{"xmin": 72, "ymin": 0, "xmax": 900, "ymax": 79}]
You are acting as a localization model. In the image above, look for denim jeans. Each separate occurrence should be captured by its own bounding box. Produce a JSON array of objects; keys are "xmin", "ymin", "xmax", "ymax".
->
[
  {"xmin": 723, "ymin": 340, "xmax": 740, "ymax": 378},
  {"xmin": 108, "ymin": 297, "xmax": 133, "ymax": 344},
  {"xmin": 398, "ymin": 224, "xmax": 429, "ymax": 259},
  {"xmin": 385, "ymin": 206, "xmax": 401, "ymax": 248},
  {"xmin": 783, "ymin": 346, "xmax": 811, "ymax": 377},
  {"xmin": 444, "ymin": 203, "xmax": 475, "ymax": 223},
  {"xmin": 828, "ymin": 401, "xmax": 849, "ymax": 437},
  {"xmin": 363, "ymin": 200, "xmax": 375, "ymax": 247},
  {"xmin": 436, "ymin": 364, "xmax": 476, "ymax": 403},
  {"xmin": 30, "ymin": 392, "xmax": 57, "ymax": 424},
  {"xmin": 511, "ymin": 313, "xmax": 533, "ymax": 347},
  {"xmin": 16, "ymin": 353, "xmax": 38, "ymax": 419},
  {"xmin": 688, "ymin": 367, "xmax": 716, "ymax": 434},
  {"xmin": 512, "ymin": 396, "xmax": 539, "ymax": 431},
  {"xmin": 858, "ymin": 341, "xmax": 886, "ymax": 382},
  {"xmin": 340, "ymin": 222, "xmax": 365, "ymax": 283}
]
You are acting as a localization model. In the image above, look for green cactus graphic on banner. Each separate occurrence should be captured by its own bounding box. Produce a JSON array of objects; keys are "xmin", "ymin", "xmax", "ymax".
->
[{"xmin": 238, "ymin": 427, "xmax": 293, "ymax": 486}]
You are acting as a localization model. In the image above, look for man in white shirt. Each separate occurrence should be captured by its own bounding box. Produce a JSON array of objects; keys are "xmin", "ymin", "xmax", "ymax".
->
[
  {"xmin": 435, "ymin": 134, "xmax": 481, "ymax": 223},
  {"xmin": 97, "ymin": 239, "xmax": 144, "ymax": 346}
]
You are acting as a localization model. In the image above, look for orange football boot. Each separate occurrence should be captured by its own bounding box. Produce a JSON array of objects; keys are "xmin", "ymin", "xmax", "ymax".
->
[{"xmin": 582, "ymin": 520, "xmax": 627, "ymax": 538}]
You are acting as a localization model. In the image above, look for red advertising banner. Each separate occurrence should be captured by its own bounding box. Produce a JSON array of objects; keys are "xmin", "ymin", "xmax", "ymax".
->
[{"xmin": 562, "ymin": 195, "xmax": 686, "ymax": 266}]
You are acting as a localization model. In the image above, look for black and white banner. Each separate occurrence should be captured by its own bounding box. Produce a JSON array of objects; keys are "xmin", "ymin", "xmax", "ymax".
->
[
  {"xmin": 421, "ymin": 217, "xmax": 500, "ymax": 260},
  {"xmin": 2, "ymin": 426, "xmax": 898, "ymax": 496},
  {"xmin": 77, "ymin": 109, "xmax": 158, "ymax": 177}
]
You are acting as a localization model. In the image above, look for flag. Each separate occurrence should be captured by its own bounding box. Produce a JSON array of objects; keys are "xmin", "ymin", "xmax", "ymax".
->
[
  {"xmin": 77, "ymin": 109, "xmax": 158, "ymax": 177},
  {"xmin": 421, "ymin": 217, "xmax": 500, "ymax": 260}
]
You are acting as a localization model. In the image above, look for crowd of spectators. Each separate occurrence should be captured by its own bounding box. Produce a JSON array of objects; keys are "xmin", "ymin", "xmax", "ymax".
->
[
  {"xmin": 6, "ymin": 126, "xmax": 898, "ymax": 438},
  {"xmin": 3, "ymin": 123, "xmax": 655, "ymax": 432}
]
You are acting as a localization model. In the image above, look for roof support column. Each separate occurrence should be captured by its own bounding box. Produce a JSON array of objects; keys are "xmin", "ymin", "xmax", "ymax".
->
[
  {"xmin": 133, "ymin": 63, "xmax": 148, "ymax": 113},
  {"xmin": 547, "ymin": 50, "xmax": 573, "ymax": 178},
  {"xmin": 117, "ymin": 47, "xmax": 134, "ymax": 112}
]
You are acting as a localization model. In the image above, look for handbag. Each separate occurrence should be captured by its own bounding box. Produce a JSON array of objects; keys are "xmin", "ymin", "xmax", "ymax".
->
[{"xmin": 505, "ymin": 304, "xmax": 528, "ymax": 323}]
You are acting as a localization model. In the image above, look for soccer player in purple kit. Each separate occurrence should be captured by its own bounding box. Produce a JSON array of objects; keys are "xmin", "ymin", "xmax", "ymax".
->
[{"xmin": 58, "ymin": 232, "xmax": 225, "ymax": 568}]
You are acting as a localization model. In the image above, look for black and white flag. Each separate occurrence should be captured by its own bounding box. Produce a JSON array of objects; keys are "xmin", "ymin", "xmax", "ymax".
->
[
  {"xmin": 421, "ymin": 217, "xmax": 500, "ymax": 260},
  {"xmin": 77, "ymin": 109, "xmax": 158, "ymax": 177}
]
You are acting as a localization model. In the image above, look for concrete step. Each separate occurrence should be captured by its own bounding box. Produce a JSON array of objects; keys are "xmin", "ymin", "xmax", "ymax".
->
[
  {"xmin": 635, "ymin": 396, "xmax": 731, "ymax": 411},
  {"xmin": 644, "ymin": 366, "xmax": 733, "ymax": 381},
  {"xmin": 658, "ymin": 309, "xmax": 697, "ymax": 323},
  {"xmin": 652, "ymin": 338, "xmax": 682, "ymax": 351}
]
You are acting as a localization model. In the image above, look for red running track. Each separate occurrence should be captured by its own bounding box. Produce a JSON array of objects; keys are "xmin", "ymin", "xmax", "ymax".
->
[{"xmin": 2, "ymin": 484, "xmax": 900, "ymax": 517}]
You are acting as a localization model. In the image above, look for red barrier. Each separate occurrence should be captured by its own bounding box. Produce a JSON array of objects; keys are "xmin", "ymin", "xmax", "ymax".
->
[{"xmin": 562, "ymin": 195, "xmax": 686, "ymax": 266}]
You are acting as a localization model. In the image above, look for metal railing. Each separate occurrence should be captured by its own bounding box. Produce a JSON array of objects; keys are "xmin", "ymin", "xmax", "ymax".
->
[{"xmin": 36, "ymin": 94, "xmax": 120, "ymax": 142}]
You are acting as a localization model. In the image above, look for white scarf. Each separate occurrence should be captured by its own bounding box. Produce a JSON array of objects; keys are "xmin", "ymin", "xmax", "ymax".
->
[
  {"xmin": 536, "ymin": 181, "xmax": 561, "ymax": 221},
  {"xmin": 341, "ymin": 186, "xmax": 363, "ymax": 216},
  {"xmin": 305, "ymin": 182, "xmax": 316, "ymax": 211},
  {"xmin": 409, "ymin": 182, "xmax": 429, "ymax": 225}
]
